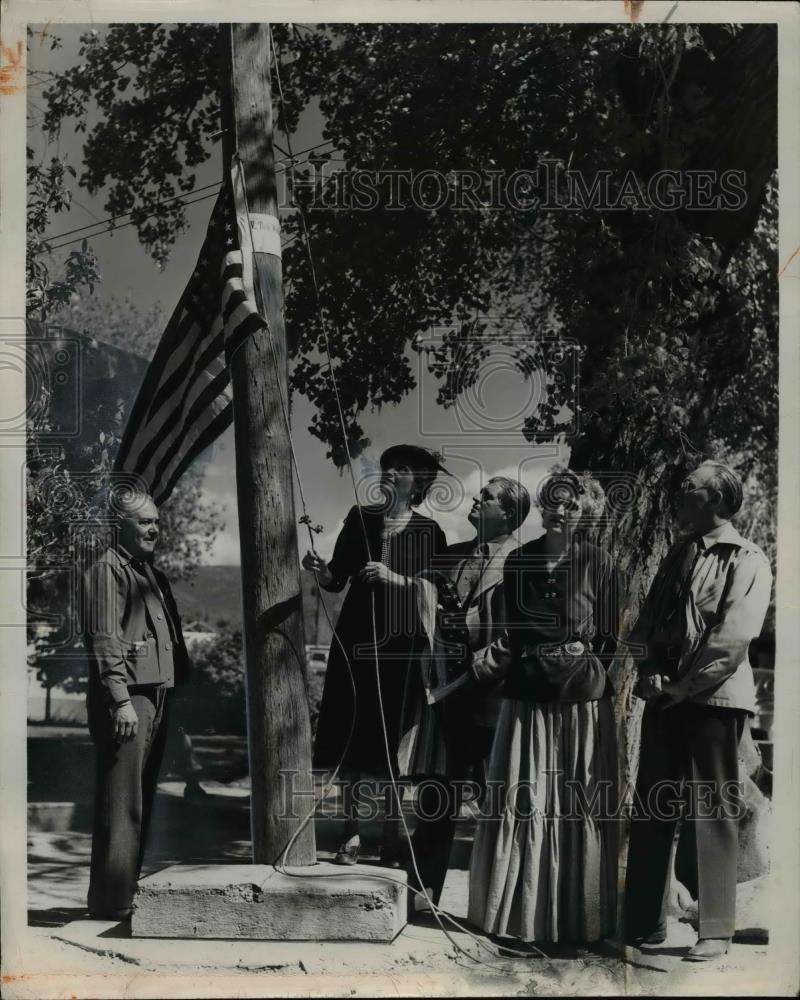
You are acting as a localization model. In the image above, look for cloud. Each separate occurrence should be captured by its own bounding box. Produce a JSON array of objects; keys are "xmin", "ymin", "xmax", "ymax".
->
[{"xmin": 207, "ymin": 524, "xmax": 241, "ymax": 565}]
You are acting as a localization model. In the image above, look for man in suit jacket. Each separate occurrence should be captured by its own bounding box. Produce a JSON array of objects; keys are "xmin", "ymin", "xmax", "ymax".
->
[
  {"xmin": 624, "ymin": 461, "xmax": 772, "ymax": 961},
  {"xmin": 402, "ymin": 476, "xmax": 530, "ymax": 911},
  {"xmin": 82, "ymin": 488, "xmax": 191, "ymax": 920}
]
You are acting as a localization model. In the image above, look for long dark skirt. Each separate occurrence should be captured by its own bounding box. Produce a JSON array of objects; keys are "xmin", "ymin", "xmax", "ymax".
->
[
  {"xmin": 313, "ymin": 585, "xmax": 423, "ymax": 780},
  {"xmin": 468, "ymin": 697, "xmax": 619, "ymax": 943}
]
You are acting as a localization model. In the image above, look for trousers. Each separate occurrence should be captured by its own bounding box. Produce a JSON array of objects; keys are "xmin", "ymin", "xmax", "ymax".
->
[
  {"xmin": 408, "ymin": 724, "xmax": 495, "ymax": 906},
  {"xmin": 624, "ymin": 701, "xmax": 746, "ymax": 940},
  {"xmin": 87, "ymin": 683, "xmax": 171, "ymax": 916}
]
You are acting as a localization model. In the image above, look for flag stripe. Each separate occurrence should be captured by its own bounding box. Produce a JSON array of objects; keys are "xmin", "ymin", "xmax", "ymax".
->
[
  {"xmin": 148, "ymin": 368, "xmax": 233, "ymax": 489},
  {"xmin": 114, "ymin": 177, "xmax": 269, "ymax": 503},
  {"xmin": 146, "ymin": 322, "xmax": 210, "ymax": 423},
  {"xmin": 133, "ymin": 357, "xmax": 229, "ymax": 483},
  {"xmin": 114, "ymin": 275, "xmax": 201, "ymax": 471},
  {"xmin": 152, "ymin": 391, "xmax": 233, "ymax": 499},
  {"xmin": 153, "ymin": 401, "xmax": 235, "ymax": 506},
  {"xmin": 225, "ymin": 312, "xmax": 265, "ymax": 365}
]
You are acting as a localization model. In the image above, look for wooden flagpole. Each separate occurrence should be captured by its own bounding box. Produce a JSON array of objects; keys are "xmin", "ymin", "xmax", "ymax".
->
[{"xmin": 221, "ymin": 22, "xmax": 316, "ymax": 866}]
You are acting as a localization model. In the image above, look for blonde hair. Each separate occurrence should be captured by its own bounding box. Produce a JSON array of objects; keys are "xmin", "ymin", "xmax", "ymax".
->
[{"xmin": 535, "ymin": 464, "xmax": 606, "ymax": 523}]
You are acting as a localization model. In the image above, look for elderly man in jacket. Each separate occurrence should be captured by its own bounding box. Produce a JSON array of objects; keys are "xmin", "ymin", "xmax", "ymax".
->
[
  {"xmin": 82, "ymin": 488, "xmax": 190, "ymax": 920},
  {"xmin": 624, "ymin": 461, "xmax": 772, "ymax": 961},
  {"xmin": 399, "ymin": 475, "xmax": 530, "ymax": 913}
]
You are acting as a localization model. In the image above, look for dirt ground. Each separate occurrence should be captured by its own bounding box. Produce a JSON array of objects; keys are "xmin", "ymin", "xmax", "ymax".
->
[
  {"xmin": 14, "ymin": 729, "xmax": 790, "ymax": 998},
  {"xmin": 14, "ymin": 821, "xmax": 787, "ymax": 999}
]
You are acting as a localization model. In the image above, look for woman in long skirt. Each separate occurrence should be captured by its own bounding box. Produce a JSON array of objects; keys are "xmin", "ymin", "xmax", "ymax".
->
[
  {"xmin": 302, "ymin": 444, "xmax": 447, "ymax": 865},
  {"xmin": 468, "ymin": 466, "xmax": 621, "ymax": 944}
]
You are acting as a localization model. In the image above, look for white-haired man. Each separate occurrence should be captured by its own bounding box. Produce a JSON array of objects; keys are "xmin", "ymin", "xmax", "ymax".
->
[
  {"xmin": 82, "ymin": 488, "xmax": 190, "ymax": 920},
  {"xmin": 624, "ymin": 461, "xmax": 772, "ymax": 961}
]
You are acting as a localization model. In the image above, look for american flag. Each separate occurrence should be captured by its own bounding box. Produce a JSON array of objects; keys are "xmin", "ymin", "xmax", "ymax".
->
[{"xmin": 114, "ymin": 176, "xmax": 268, "ymax": 504}]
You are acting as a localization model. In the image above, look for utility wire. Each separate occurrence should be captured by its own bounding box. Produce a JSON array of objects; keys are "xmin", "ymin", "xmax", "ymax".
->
[
  {"xmin": 43, "ymin": 143, "xmax": 336, "ymax": 246},
  {"xmin": 46, "ymin": 191, "xmax": 220, "ymax": 251},
  {"xmin": 44, "ymin": 182, "xmax": 224, "ymax": 243}
]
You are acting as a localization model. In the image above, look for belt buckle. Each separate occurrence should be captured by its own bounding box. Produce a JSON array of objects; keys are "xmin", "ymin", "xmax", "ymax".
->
[{"xmin": 564, "ymin": 641, "xmax": 585, "ymax": 656}]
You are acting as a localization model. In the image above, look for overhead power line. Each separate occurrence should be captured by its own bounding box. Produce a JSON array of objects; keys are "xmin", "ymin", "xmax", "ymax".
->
[
  {"xmin": 43, "ymin": 143, "xmax": 339, "ymax": 246},
  {"xmin": 44, "ymin": 182, "xmax": 224, "ymax": 243},
  {"xmin": 47, "ymin": 191, "xmax": 220, "ymax": 251}
]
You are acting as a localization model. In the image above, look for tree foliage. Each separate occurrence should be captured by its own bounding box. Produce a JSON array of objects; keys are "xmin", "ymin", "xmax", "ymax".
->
[
  {"xmin": 36, "ymin": 23, "xmax": 778, "ymax": 742},
  {"xmin": 277, "ymin": 23, "xmax": 777, "ymax": 546},
  {"xmin": 27, "ymin": 35, "xmax": 227, "ymax": 696},
  {"xmin": 183, "ymin": 622, "xmax": 247, "ymax": 734},
  {"xmin": 52, "ymin": 292, "xmax": 169, "ymax": 358},
  {"xmin": 40, "ymin": 24, "xmax": 226, "ymax": 265},
  {"xmin": 27, "ymin": 146, "xmax": 101, "ymax": 319}
]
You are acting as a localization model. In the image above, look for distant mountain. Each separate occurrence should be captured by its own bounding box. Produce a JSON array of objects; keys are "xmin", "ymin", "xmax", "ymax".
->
[{"xmin": 172, "ymin": 565, "xmax": 345, "ymax": 643}]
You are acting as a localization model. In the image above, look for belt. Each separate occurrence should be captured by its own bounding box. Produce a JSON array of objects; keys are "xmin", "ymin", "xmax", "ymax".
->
[{"xmin": 539, "ymin": 640, "xmax": 590, "ymax": 657}]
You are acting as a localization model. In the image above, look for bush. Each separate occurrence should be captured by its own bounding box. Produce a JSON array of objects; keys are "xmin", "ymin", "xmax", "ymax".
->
[
  {"xmin": 181, "ymin": 621, "xmax": 324, "ymax": 738},
  {"xmin": 182, "ymin": 622, "xmax": 247, "ymax": 735}
]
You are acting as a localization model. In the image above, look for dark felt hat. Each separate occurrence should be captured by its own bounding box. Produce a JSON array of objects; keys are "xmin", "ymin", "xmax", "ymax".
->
[{"xmin": 379, "ymin": 444, "xmax": 451, "ymax": 477}]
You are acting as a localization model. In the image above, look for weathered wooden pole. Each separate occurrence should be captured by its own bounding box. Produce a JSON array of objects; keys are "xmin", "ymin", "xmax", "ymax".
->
[{"xmin": 221, "ymin": 23, "xmax": 316, "ymax": 865}]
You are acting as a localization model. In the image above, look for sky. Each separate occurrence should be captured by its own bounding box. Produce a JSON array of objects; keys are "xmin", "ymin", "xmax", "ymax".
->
[{"xmin": 29, "ymin": 23, "xmax": 568, "ymax": 566}]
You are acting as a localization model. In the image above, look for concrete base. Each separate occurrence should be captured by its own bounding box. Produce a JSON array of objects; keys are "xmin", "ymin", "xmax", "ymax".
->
[{"xmin": 132, "ymin": 863, "xmax": 407, "ymax": 941}]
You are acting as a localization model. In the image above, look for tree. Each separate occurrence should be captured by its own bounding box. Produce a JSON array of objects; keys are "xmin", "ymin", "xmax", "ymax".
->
[
  {"xmin": 183, "ymin": 622, "xmax": 247, "ymax": 735},
  {"xmin": 27, "ymin": 44, "xmax": 226, "ymax": 710},
  {"xmin": 52, "ymin": 292, "xmax": 169, "ymax": 358},
  {"xmin": 37, "ymin": 23, "xmax": 777, "ymax": 769},
  {"xmin": 27, "ymin": 153, "xmax": 101, "ymax": 320},
  {"xmin": 25, "ymin": 320, "xmax": 225, "ymax": 708}
]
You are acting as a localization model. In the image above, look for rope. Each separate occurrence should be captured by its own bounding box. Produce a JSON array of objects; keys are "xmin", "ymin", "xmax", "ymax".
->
[{"xmin": 265, "ymin": 26, "xmax": 545, "ymax": 968}]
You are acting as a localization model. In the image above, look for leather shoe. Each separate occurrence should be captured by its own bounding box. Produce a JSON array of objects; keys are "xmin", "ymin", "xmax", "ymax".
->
[
  {"xmin": 637, "ymin": 929, "xmax": 668, "ymax": 949},
  {"xmin": 89, "ymin": 907, "xmax": 132, "ymax": 921},
  {"xmin": 333, "ymin": 841, "xmax": 360, "ymax": 866},
  {"xmin": 684, "ymin": 937, "xmax": 731, "ymax": 962},
  {"xmin": 183, "ymin": 779, "xmax": 208, "ymax": 800},
  {"xmin": 627, "ymin": 928, "xmax": 667, "ymax": 948},
  {"xmin": 379, "ymin": 840, "xmax": 408, "ymax": 869}
]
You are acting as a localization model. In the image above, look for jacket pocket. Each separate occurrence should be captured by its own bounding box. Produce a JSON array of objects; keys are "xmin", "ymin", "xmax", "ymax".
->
[{"xmin": 125, "ymin": 637, "xmax": 162, "ymax": 685}]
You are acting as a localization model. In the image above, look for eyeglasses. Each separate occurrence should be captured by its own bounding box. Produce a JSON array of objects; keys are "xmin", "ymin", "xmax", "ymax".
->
[
  {"xmin": 678, "ymin": 481, "xmax": 711, "ymax": 495},
  {"xmin": 547, "ymin": 491, "xmax": 582, "ymax": 511}
]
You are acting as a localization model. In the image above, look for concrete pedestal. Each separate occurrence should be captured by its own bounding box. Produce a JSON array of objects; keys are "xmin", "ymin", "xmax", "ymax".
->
[{"xmin": 132, "ymin": 863, "xmax": 407, "ymax": 941}]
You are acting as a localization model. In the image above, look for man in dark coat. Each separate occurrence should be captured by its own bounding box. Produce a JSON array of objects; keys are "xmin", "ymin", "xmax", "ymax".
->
[{"xmin": 82, "ymin": 488, "xmax": 191, "ymax": 920}]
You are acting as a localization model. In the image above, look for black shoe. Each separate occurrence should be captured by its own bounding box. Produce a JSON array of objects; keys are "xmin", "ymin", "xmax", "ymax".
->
[
  {"xmin": 333, "ymin": 841, "xmax": 360, "ymax": 865},
  {"xmin": 379, "ymin": 840, "xmax": 407, "ymax": 869},
  {"xmin": 628, "ymin": 928, "xmax": 667, "ymax": 949},
  {"xmin": 89, "ymin": 907, "xmax": 132, "ymax": 921},
  {"xmin": 183, "ymin": 779, "xmax": 209, "ymax": 800},
  {"xmin": 410, "ymin": 908, "xmax": 441, "ymax": 927},
  {"xmin": 490, "ymin": 935, "xmax": 545, "ymax": 958}
]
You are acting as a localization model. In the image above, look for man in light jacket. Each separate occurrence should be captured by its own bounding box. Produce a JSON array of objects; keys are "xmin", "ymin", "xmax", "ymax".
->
[
  {"xmin": 624, "ymin": 461, "xmax": 772, "ymax": 961},
  {"xmin": 400, "ymin": 476, "xmax": 530, "ymax": 912},
  {"xmin": 82, "ymin": 488, "xmax": 190, "ymax": 920}
]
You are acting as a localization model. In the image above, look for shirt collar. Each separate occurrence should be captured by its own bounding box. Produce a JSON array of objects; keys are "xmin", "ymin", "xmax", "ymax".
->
[
  {"xmin": 113, "ymin": 544, "xmax": 152, "ymax": 570},
  {"xmin": 474, "ymin": 533, "xmax": 512, "ymax": 557},
  {"xmin": 698, "ymin": 521, "xmax": 752, "ymax": 552}
]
